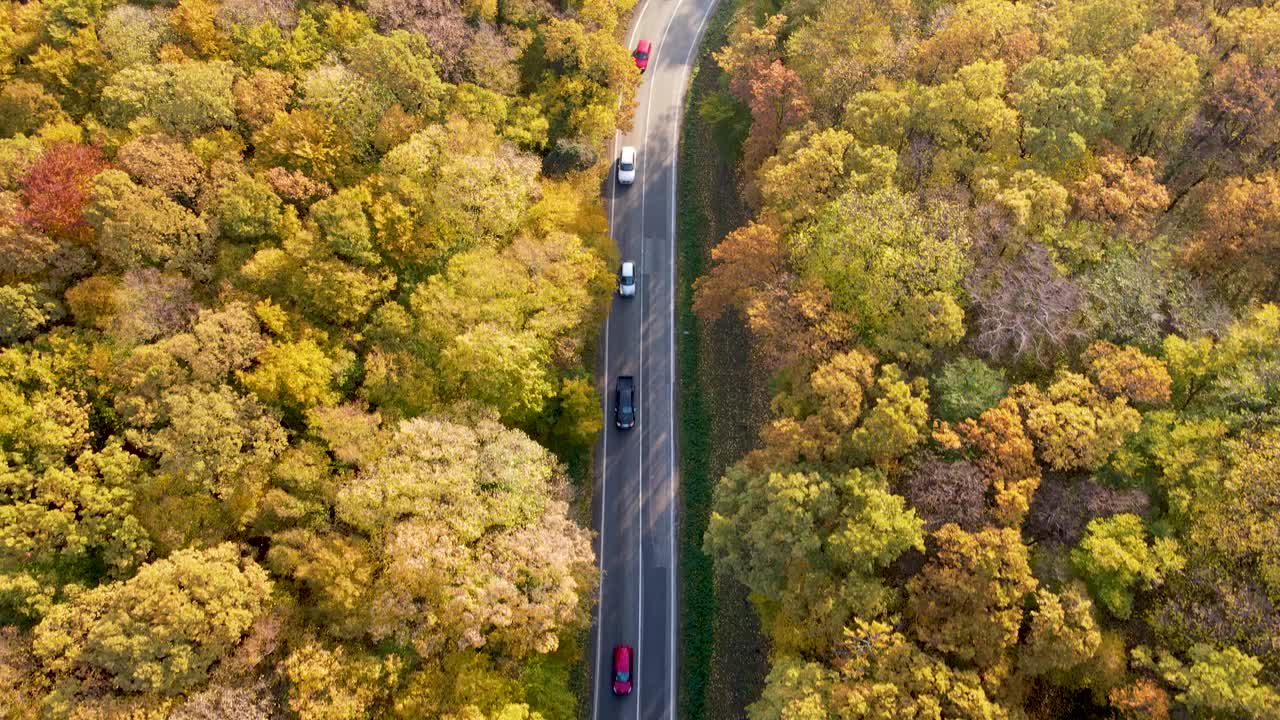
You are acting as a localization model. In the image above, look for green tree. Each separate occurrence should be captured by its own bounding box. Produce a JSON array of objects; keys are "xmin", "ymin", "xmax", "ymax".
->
[
  {"xmin": 1019, "ymin": 583, "xmax": 1103, "ymax": 677},
  {"xmin": 308, "ymin": 186, "xmax": 378, "ymax": 265},
  {"xmin": 1106, "ymin": 30, "xmax": 1201, "ymax": 156},
  {"xmin": 0, "ymin": 81, "xmax": 65, "ymax": 137},
  {"xmin": 400, "ymin": 232, "xmax": 606, "ymax": 422},
  {"xmin": 1106, "ymin": 411, "xmax": 1227, "ymax": 528},
  {"xmin": 871, "ymin": 291, "xmax": 965, "ymax": 367},
  {"xmin": 1197, "ymin": 429, "xmax": 1280, "ymax": 598},
  {"xmin": 100, "ymin": 60, "xmax": 239, "ymax": 135},
  {"xmin": 348, "ymin": 30, "xmax": 448, "ymax": 119},
  {"xmin": 175, "ymin": 301, "xmax": 267, "ymax": 383},
  {"xmin": 750, "ymin": 621, "xmax": 1008, "ymax": 720},
  {"xmin": 28, "ymin": 28, "xmax": 109, "ymax": 117},
  {"xmin": 1013, "ymin": 54, "xmax": 1108, "ymax": 174},
  {"xmin": 0, "ymin": 443, "xmax": 151, "ymax": 621},
  {"xmin": 933, "ymin": 356, "xmax": 1007, "ymax": 422},
  {"xmin": 84, "ymin": 169, "xmax": 209, "ymax": 276},
  {"xmin": 916, "ymin": 59, "xmax": 1021, "ymax": 181},
  {"xmin": 748, "ymin": 657, "xmax": 834, "ymax": 720},
  {"xmin": 267, "ymin": 529, "xmax": 374, "ymax": 639},
  {"xmin": 1163, "ymin": 304, "xmax": 1280, "ymax": 428},
  {"xmin": 783, "ymin": 0, "xmax": 911, "ymax": 121},
  {"xmin": 147, "ymin": 384, "xmax": 288, "ymax": 510},
  {"xmin": 208, "ymin": 171, "xmax": 284, "ymax": 242},
  {"xmin": 283, "ymin": 639, "xmax": 399, "ymax": 720},
  {"xmin": 1136, "ymin": 644, "xmax": 1280, "ymax": 720},
  {"xmin": 379, "ymin": 119, "xmax": 541, "ymax": 264},
  {"xmin": 1071, "ymin": 514, "xmax": 1184, "ymax": 619},
  {"xmin": 99, "ymin": 5, "xmax": 171, "ymax": 69},
  {"xmin": 757, "ymin": 128, "xmax": 855, "ymax": 227},
  {"xmin": 752, "ymin": 348, "xmax": 876, "ymax": 467},
  {"xmin": 795, "ymin": 187, "xmax": 970, "ymax": 345},
  {"xmin": 252, "ymin": 108, "xmax": 355, "ymax": 185},
  {"xmin": 447, "ymin": 705, "xmax": 547, "ymax": 720},
  {"xmin": 849, "ymin": 364, "xmax": 930, "ymax": 468},
  {"xmin": 914, "ymin": 0, "xmax": 1039, "ymax": 77},
  {"xmin": 536, "ymin": 18, "xmax": 638, "ymax": 143},
  {"xmin": 1055, "ymin": 0, "xmax": 1156, "ymax": 59},
  {"xmin": 300, "ymin": 63, "xmax": 392, "ymax": 152},
  {"xmin": 0, "ymin": 284, "xmax": 62, "ymax": 344},
  {"xmin": 544, "ymin": 375, "xmax": 603, "ymax": 454},
  {"xmin": 705, "ymin": 464, "xmax": 924, "ymax": 651}
]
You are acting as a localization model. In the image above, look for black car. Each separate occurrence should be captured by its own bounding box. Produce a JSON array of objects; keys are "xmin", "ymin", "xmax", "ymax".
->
[{"xmin": 615, "ymin": 376, "xmax": 635, "ymax": 430}]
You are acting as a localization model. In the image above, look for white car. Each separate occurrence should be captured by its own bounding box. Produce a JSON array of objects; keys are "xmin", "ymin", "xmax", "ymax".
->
[
  {"xmin": 617, "ymin": 146, "xmax": 637, "ymax": 185},
  {"xmin": 618, "ymin": 261, "xmax": 636, "ymax": 297}
]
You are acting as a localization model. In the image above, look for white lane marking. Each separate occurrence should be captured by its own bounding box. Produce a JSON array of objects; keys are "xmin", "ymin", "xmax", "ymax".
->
[
  {"xmin": 667, "ymin": 4, "xmax": 720, "ymax": 718},
  {"xmin": 636, "ymin": 233, "xmax": 645, "ymax": 720},
  {"xmin": 592, "ymin": 320, "xmax": 609, "ymax": 720},
  {"xmin": 596, "ymin": 0, "xmax": 655, "ymax": 717}
]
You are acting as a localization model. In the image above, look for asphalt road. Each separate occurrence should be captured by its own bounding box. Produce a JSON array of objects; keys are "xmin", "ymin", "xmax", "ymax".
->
[{"xmin": 591, "ymin": 1, "xmax": 719, "ymax": 719}]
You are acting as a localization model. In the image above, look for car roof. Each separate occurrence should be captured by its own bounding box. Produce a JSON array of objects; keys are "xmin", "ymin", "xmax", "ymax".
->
[
  {"xmin": 636, "ymin": 40, "xmax": 651, "ymax": 52},
  {"xmin": 618, "ymin": 375, "xmax": 634, "ymax": 388},
  {"xmin": 621, "ymin": 261, "xmax": 634, "ymax": 274},
  {"xmin": 620, "ymin": 146, "xmax": 636, "ymax": 161}
]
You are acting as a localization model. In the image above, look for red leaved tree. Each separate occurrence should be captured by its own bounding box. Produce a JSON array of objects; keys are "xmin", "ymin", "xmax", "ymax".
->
[
  {"xmin": 19, "ymin": 143, "xmax": 107, "ymax": 241},
  {"xmin": 742, "ymin": 61, "xmax": 811, "ymax": 202}
]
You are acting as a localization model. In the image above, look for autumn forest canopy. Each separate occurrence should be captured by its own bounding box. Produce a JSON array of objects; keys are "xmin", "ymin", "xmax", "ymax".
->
[
  {"xmin": 0, "ymin": 0, "xmax": 643, "ymax": 717},
  {"xmin": 3, "ymin": 0, "xmax": 1280, "ymax": 717},
  {"xmin": 695, "ymin": 0, "xmax": 1280, "ymax": 718}
]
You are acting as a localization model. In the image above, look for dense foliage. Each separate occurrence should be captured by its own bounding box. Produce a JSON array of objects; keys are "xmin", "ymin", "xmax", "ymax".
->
[
  {"xmin": 0, "ymin": 0, "xmax": 640, "ymax": 717},
  {"xmin": 698, "ymin": 0, "xmax": 1280, "ymax": 717}
]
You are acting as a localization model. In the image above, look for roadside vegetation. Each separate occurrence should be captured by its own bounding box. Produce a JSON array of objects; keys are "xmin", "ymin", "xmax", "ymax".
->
[
  {"xmin": 675, "ymin": 1, "xmax": 768, "ymax": 718},
  {"xmin": 0, "ymin": 0, "xmax": 643, "ymax": 717},
  {"xmin": 696, "ymin": 0, "xmax": 1280, "ymax": 718}
]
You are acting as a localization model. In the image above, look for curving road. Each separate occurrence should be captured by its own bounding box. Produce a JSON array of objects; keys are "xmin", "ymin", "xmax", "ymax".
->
[{"xmin": 591, "ymin": 0, "xmax": 719, "ymax": 719}]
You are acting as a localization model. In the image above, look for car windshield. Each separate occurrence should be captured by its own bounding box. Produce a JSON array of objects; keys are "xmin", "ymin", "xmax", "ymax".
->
[
  {"xmin": 635, "ymin": 51, "xmax": 648, "ymax": 60},
  {"xmin": 615, "ymin": 671, "xmax": 630, "ymax": 682},
  {"xmin": 622, "ymin": 275, "xmax": 634, "ymax": 284},
  {"xmin": 620, "ymin": 161, "xmax": 634, "ymax": 171}
]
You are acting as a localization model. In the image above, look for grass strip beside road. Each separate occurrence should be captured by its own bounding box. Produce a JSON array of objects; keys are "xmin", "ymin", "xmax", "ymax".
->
[{"xmin": 676, "ymin": 3, "xmax": 743, "ymax": 718}]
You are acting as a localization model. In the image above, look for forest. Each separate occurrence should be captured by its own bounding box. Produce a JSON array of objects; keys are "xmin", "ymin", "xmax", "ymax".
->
[
  {"xmin": 695, "ymin": 0, "xmax": 1280, "ymax": 718},
  {"xmin": 0, "ymin": 0, "xmax": 641, "ymax": 717}
]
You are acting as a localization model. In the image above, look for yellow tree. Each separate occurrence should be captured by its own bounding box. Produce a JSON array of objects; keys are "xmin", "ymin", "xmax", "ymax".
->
[
  {"xmin": 1015, "ymin": 372, "xmax": 1142, "ymax": 472},
  {"xmin": 334, "ymin": 415, "xmax": 596, "ymax": 661},
  {"xmin": 906, "ymin": 524, "xmax": 1037, "ymax": 668},
  {"xmin": 1083, "ymin": 340, "xmax": 1172, "ymax": 407},
  {"xmin": 32, "ymin": 544, "xmax": 272, "ymax": 695}
]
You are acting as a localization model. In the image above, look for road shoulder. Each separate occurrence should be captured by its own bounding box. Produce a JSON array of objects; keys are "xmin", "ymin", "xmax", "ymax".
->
[{"xmin": 675, "ymin": 3, "xmax": 772, "ymax": 717}]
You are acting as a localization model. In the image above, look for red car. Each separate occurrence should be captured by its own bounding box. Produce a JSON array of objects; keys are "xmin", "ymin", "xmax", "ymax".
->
[
  {"xmin": 633, "ymin": 40, "xmax": 651, "ymax": 72},
  {"xmin": 612, "ymin": 644, "xmax": 634, "ymax": 696}
]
